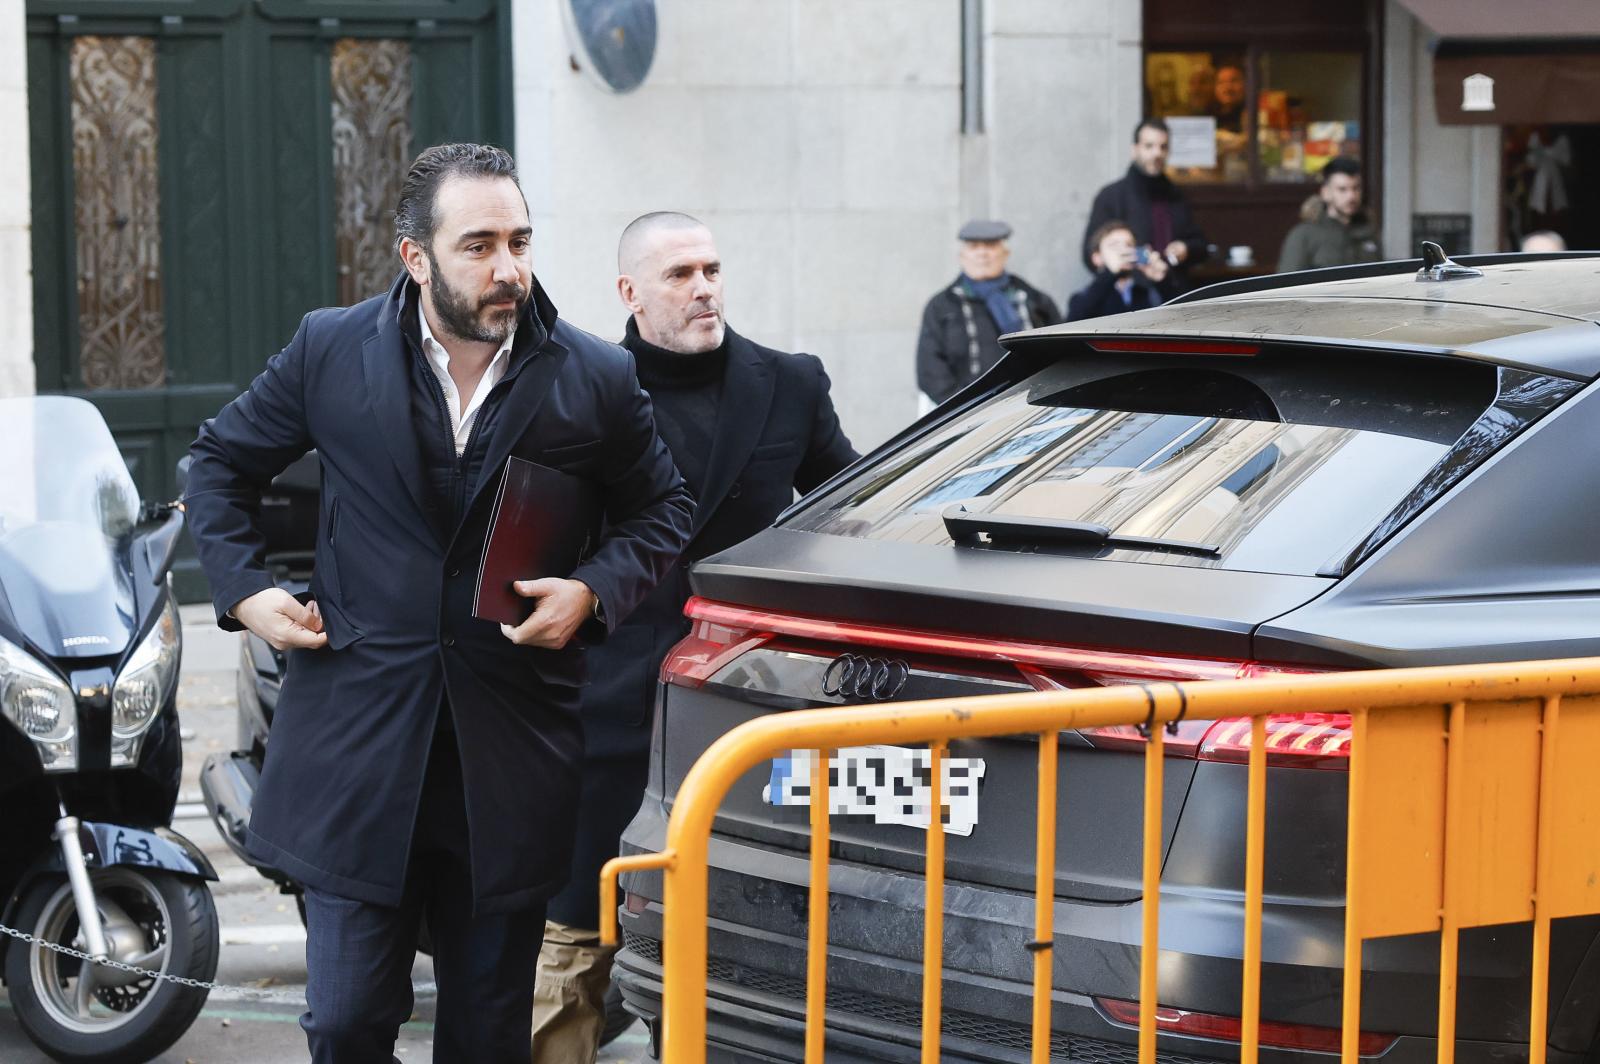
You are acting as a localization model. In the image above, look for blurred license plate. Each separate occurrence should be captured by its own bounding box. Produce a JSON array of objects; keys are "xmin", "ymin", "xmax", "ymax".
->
[{"xmin": 763, "ymin": 745, "xmax": 986, "ymax": 836}]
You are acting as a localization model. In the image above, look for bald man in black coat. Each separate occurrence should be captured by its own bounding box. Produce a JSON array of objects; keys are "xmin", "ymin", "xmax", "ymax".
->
[{"xmin": 532, "ymin": 212, "xmax": 858, "ymax": 1062}]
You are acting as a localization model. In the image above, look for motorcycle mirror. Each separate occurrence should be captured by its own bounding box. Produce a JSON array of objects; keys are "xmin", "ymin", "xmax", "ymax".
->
[{"xmin": 139, "ymin": 507, "xmax": 186, "ymax": 584}]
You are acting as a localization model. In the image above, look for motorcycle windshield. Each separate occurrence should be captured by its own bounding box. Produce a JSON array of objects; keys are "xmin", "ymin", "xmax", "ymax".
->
[{"xmin": 0, "ymin": 397, "xmax": 140, "ymax": 659}]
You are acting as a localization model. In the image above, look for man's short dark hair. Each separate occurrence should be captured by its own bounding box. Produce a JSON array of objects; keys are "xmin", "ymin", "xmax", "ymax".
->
[
  {"xmin": 1320, "ymin": 155, "xmax": 1362, "ymax": 183},
  {"xmin": 394, "ymin": 143, "xmax": 520, "ymax": 252},
  {"xmin": 1133, "ymin": 118, "xmax": 1169, "ymax": 143},
  {"xmin": 1089, "ymin": 219, "xmax": 1134, "ymax": 251}
]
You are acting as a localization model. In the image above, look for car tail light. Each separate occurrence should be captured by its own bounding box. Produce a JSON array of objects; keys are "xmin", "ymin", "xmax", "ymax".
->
[
  {"xmin": 666, "ymin": 600, "xmax": 1349, "ymax": 769},
  {"xmin": 676, "ymin": 598, "xmax": 1246, "ymax": 682},
  {"xmin": 1086, "ymin": 338, "xmax": 1260, "ymax": 356},
  {"xmin": 1023, "ymin": 659, "xmax": 1348, "ymax": 769},
  {"xmin": 1197, "ymin": 713, "xmax": 1353, "ymax": 769},
  {"xmin": 1096, "ymin": 997, "xmax": 1395, "ymax": 1056},
  {"xmin": 660, "ymin": 610, "xmax": 772, "ymax": 689}
]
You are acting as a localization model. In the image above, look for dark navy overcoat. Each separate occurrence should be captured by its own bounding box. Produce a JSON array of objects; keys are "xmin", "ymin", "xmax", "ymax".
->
[{"xmin": 185, "ymin": 276, "xmax": 693, "ymax": 914}]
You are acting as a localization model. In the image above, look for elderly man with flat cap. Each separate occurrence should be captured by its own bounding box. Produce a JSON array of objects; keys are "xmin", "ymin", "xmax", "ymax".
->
[{"xmin": 915, "ymin": 219, "xmax": 1060, "ymax": 406}]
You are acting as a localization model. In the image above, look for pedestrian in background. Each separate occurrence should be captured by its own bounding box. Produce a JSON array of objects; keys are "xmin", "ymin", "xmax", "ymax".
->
[
  {"xmin": 1208, "ymin": 63, "xmax": 1248, "ymax": 133},
  {"xmin": 1522, "ymin": 230, "xmax": 1567, "ymax": 252},
  {"xmin": 1067, "ymin": 220, "xmax": 1179, "ymax": 321},
  {"xmin": 1277, "ymin": 156, "xmax": 1380, "ymax": 272},
  {"xmin": 184, "ymin": 143, "xmax": 693, "ymax": 1063},
  {"xmin": 916, "ymin": 219, "xmax": 1060, "ymax": 405},
  {"xmin": 531, "ymin": 211, "xmax": 857, "ymax": 1064},
  {"xmin": 1082, "ymin": 119, "xmax": 1210, "ymax": 288}
]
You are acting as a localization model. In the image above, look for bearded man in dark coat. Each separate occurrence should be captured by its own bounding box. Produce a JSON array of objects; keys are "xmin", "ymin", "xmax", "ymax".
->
[
  {"xmin": 184, "ymin": 144, "xmax": 693, "ymax": 1063},
  {"xmin": 1082, "ymin": 118, "xmax": 1210, "ymax": 288}
]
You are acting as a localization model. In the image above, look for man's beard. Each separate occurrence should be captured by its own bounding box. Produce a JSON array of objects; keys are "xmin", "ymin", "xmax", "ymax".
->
[
  {"xmin": 427, "ymin": 254, "xmax": 529, "ymax": 344},
  {"xmin": 659, "ymin": 302, "xmax": 724, "ymax": 354}
]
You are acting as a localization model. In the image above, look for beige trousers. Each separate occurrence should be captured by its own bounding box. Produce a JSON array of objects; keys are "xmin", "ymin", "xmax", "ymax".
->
[{"xmin": 531, "ymin": 919, "xmax": 618, "ymax": 1064}]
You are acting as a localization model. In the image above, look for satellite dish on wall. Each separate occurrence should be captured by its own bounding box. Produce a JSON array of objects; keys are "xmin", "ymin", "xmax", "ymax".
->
[{"xmin": 560, "ymin": 0, "xmax": 657, "ymax": 94}]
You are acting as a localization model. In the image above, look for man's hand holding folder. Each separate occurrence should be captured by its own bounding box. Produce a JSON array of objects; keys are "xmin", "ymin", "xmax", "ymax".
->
[
  {"xmin": 474, "ymin": 456, "xmax": 604, "ymax": 649},
  {"xmin": 499, "ymin": 577, "xmax": 596, "ymax": 649}
]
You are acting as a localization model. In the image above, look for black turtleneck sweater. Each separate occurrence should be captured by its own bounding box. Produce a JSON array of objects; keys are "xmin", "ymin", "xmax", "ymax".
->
[{"xmin": 621, "ymin": 319, "xmax": 727, "ymax": 501}]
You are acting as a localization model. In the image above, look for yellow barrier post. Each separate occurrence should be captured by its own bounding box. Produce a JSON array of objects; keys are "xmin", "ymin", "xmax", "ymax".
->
[
  {"xmin": 1437, "ymin": 701, "xmax": 1467, "ymax": 1064},
  {"xmin": 1031, "ymin": 730, "xmax": 1059, "ymax": 1064},
  {"xmin": 922, "ymin": 740, "xmax": 948, "ymax": 1064},
  {"xmin": 598, "ymin": 851, "xmax": 677, "ymax": 949},
  {"xmin": 1139, "ymin": 725, "xmax": 1165, "ymax": 1064},
  {"xmin": 805, "ymin": 749, "xmax": 833, "ymax": 1064},
  {"xmin": 1341, "ymin": 708, "xmax": 1368, "ymax": 1064},
  {"xmin": 1241, "ymin": 716, "xmax": 1267, "ymax": 1064},
  {"xmin": 1530, "ymin": 696, "xmax": 1560, "ymax": 1064}
]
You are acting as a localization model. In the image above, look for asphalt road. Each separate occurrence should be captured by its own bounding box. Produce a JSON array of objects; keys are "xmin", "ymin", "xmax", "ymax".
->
[{"xmin": 0, "ymin": 608, "xmax": 652, "ymax": 1063}]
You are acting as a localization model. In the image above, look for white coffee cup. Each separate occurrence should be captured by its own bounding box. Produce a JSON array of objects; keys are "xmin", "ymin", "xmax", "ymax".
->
[{"xmin": 1228, "ymin": 245, "xmax": 1254, "ymax": 267}]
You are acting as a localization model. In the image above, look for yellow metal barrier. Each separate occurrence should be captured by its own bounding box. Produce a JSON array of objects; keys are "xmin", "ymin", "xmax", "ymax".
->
[{"xmin": 600, "ymin": 657, "xmax": 1600, "ymax": 1064}]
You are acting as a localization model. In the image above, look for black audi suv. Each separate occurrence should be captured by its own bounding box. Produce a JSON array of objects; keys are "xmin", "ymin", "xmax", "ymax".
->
[{"xmin": 612, "ymin": 253, "xmax": 1600, "ymax": 1064}]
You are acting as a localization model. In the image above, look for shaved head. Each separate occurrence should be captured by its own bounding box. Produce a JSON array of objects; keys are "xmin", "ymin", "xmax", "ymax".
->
[
  {"xmin": 618, "ymin": 211, "xmax": 709, "ymax": 274},
  {"xmin": 617, "ymin": 212, "xmax": 725, "ymax": 353}
]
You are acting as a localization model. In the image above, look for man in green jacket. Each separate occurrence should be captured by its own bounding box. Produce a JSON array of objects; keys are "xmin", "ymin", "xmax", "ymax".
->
[{"xmin": 1277, "ymin": 156, "xmax": 1381, "ymax": 272}]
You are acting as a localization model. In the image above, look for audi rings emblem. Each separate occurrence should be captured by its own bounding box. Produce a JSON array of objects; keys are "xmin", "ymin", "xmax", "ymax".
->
[{"xmin": 820, "ymin": 654, "xmax": 910, "ymax": 701}]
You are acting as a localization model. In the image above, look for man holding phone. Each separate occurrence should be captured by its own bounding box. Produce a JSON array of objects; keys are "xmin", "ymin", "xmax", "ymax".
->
[
  {"xmin": 1082, "ymin": 119, "xmax": 1210, "ymax": 289},
  {"xmin": 1067, "ymin": 220, "xmax": 1180, "ymax": 321}
]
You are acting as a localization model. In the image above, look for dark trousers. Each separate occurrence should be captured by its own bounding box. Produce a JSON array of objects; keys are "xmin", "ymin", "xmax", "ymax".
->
[{"xmin": 300, "ymin": 728, "xmax": 546, "ymax": 1064}]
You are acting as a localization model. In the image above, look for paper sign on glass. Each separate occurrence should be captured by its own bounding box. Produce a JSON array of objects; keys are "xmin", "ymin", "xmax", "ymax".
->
[{"xmin": 1167, "ymin": 116, "xmax": 1218, "ymax": 169}]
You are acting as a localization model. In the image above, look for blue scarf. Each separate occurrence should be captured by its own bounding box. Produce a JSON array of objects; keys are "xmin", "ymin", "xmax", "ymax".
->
[{"xmin": 962, "ymin": 273, "xmax": 1023, "ymax": 334}]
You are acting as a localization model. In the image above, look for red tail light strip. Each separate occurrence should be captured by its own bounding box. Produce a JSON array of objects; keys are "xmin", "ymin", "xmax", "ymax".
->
[
  {"xmin": 659, "ymin": 619, "xmax": 772, "ymax": 689},
  {"xmin": 1086, "ymin": 338, "xmax": 1260, "ymax": 356},
  {"xmin": 680, "ymin": 598, "xmax": 1245, "ymax": 682},
  {"xmin": 668, "ymin": 598, "xmax": 1351, "ymax": 768},
  {"xmin": 1096, "ymin": 997, "xmax": 1395, "ymax": 1056},
  {"xmin": 1200, "ymin": 713, "xmax": 1354, "ymax": 767}
]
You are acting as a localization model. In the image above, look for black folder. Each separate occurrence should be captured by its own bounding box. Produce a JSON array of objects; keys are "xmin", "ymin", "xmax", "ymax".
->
[{"xmin": 473, "ymin": 457, "xmax": 603, "ymax": 626}]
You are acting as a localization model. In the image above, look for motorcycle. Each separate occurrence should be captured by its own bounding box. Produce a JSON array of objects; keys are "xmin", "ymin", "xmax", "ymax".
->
[
  {"xmin": 0, "ymin": 396, "xmax": 219, "ymax": 1063},
  {"xmin": 194, "ymin": 451, "xmax": 317, "ymax": 914}
]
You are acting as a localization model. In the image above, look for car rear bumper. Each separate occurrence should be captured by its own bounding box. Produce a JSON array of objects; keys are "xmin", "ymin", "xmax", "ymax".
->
[
  {"xmin": 614, "ymin": 928, "xmax": 1238, "ymax": 1064},
  {"xmin": 613, "ymin": 931, "xmax": 1549, "ymax": 1064},
  {"xmin": 614, "ymin": 802, "xmax": 1581, "ymax": 1064}
]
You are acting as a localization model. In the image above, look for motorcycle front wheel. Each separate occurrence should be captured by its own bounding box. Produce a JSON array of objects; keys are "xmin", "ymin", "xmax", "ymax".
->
[{"xmin": 4, "ymin": 867, "xmax": 219, "ymax": 1064}]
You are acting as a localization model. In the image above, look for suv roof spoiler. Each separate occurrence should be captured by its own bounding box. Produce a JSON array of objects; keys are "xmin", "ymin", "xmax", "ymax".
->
[{"xmin": 1168, "ymin": 250, "xmax": 1600, "ymax": 307}]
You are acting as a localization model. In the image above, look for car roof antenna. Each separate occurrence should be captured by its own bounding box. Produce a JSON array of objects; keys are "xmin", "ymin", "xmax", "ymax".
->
[{"xmin": 1416, "ymin": 240, "xmax": 1484, "ymax": 282}]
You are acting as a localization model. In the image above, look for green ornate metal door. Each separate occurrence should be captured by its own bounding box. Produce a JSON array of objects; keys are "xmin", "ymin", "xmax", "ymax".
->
[{"xmin": 27, "ymin": 0, "xmax": 511, "ymax": 599}]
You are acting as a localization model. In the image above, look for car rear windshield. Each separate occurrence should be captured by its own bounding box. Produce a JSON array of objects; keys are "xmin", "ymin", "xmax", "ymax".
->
[{"xmin": 786, "ymin": 348, "xmax": 1570, "ymax": 577}]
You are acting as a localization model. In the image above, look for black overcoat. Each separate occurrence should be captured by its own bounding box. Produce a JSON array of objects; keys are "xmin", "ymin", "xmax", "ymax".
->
[
  {"xmin": 1065, "ymin": 270, "xmax": 1178, "ymax": 321},
  {"xmin": 915, "ymin": 275, "xmax": 1060, "ymax": 404},
  {"xmin": 184, "ymin": 276, "xmax": 693, "ymax": 914},
  {"xmin": 1081, "ymin": 165, "xmax": 1210, "ymax": 272},
  {"xmin": 548, "ymin": 326, "xmax": 858, "ymax": 927}
]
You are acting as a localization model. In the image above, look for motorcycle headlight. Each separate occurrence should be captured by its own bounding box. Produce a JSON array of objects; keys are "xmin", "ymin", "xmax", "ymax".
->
[
  {"xmin": 0, "ymin": 637, "xmax": 77, "ymax": 771},
  {"xmin": 110, "ymin": 597, "xmax": 180, "ymax": 767}
]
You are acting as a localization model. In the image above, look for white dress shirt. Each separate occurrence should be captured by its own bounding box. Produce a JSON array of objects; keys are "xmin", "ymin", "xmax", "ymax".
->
[{"xmin": 418, "ymin": 311, "xmax": 515, "ymax": 456}]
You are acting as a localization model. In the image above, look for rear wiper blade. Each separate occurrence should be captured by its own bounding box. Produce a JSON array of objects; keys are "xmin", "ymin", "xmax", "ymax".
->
[{"xmin": 941, "ymin": 505, "xmax": 1220, "ymax": 557}]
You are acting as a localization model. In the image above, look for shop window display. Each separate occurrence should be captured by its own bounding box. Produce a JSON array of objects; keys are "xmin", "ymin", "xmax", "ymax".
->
[{"xmin": 1146, "ymin": 50, "xmax": 1362, "ymax": 186}]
